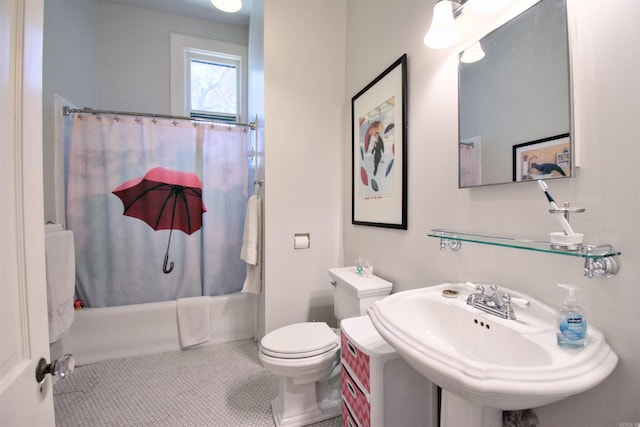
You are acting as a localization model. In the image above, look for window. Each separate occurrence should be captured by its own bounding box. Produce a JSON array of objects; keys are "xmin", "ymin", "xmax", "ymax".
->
[
  {"xmin": 171, "ymin": 33, "xmax": 247, "ymax": 122},
  {"xmin": 189, "ymin": 58, "xmax": 237, "ymax": 121}
]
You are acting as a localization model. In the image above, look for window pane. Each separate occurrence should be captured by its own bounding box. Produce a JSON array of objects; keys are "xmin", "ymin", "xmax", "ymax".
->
[{"xmin": 190, "ymin": 59, "xmax": 237, "ymax": 115}]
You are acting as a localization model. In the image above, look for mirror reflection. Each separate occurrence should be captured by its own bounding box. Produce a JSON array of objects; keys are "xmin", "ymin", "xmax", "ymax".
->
[{"xmin": 458, "ymin": 0, "xmax": 571, "ymax": 188}]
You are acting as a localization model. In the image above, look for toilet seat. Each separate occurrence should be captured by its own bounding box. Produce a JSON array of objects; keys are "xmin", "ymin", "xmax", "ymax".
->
[{"xmin": 261, "ymin": 322, "xmax": 339, "ymax": 359}]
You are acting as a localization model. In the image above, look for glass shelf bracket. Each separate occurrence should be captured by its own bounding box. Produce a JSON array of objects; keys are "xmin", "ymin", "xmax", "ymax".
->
[{"xmin": 428, "ymin": 229, "xmax": 621, "ymax": 278}]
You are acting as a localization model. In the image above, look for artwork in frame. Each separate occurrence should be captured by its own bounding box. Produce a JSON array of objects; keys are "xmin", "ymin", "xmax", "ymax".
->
[
  {"xmin": 351, "ymin": 54, "xmax": 407, "ymax": 229},
  {"xmin": 513, "ymin": 133, "xmax": 571, "ymax": 182}
]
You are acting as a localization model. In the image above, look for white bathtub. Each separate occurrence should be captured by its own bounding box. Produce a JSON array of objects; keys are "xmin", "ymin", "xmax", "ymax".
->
[{"xmin": 68, "ymin": 292, "xmax": 257, "ymax": 365}]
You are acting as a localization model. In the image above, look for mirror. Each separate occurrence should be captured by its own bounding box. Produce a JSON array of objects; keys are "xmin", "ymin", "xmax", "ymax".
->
[{"xmin": 458, "ymin": 0, "xmax": 571, "ymax": 188}]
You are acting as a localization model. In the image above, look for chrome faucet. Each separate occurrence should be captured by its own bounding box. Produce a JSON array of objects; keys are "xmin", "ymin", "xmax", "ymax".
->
[{"xmin": 466, "ymin": 284, "xmax": 530, "ymax": 320}]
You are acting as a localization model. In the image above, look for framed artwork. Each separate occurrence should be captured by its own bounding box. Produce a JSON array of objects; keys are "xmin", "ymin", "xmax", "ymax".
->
[
  {"xmin": 513, "ymin": 133, "xmax": 571, "ymax": 182},
  {"xmin": 351, "ymin": 54, "xmax": 407, "ymax": 229}
]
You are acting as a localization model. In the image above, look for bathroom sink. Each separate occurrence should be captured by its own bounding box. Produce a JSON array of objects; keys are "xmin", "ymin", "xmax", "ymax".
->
[{"xmin": 367, "ymin": 283, "xmax": 618, "ymax": 413}]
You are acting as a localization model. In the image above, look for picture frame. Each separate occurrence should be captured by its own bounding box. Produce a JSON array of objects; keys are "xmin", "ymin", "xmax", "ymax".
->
[
  {"xmin": 351, "ymin": 54, "xmax": 407, "ymax": 229},
  {"xmin": 513, "ymin": 133, "xmax": 571, "ymax": 182}
]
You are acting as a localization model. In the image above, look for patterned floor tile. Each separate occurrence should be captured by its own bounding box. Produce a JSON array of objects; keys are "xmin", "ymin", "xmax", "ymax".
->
[{"xmin": 54, "ymin": 340, "xmax": 342, "ymax": 427}]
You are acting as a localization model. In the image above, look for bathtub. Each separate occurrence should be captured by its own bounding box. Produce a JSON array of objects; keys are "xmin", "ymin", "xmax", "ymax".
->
[{"xmin": 68, "ymin": 292, "xmax": 256, "ymax": 365}]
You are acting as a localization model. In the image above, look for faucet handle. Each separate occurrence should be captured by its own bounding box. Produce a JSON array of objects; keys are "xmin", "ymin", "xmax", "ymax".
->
[
  {"xmin": 502, "ymin": 293, "xmax": 530, "ymax": 308},
  {"xmin": 488, "ymin": 284, "xmax": 498, "ymax": 298},
  {"xmin": 501, "ymin": 293, "xmax": 517, "ymax": 320},
  {"xmin": 511, "ymin": 295, "xmax": 530, "ymax": 308},
  {"xmin": 463, "ymin": 282, "xmax": 485, "ymax": 294}
]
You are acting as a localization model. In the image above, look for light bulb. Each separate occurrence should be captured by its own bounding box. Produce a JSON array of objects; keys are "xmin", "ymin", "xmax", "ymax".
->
[
  {"xmin": 424, "ymin": 1, "xmax": 460, "ymax": 49},
  {"xmin": 211, "ymin": 0, "xmax": 242, "ymax": 13},
  {"xmin": 460, "ymin": 41, "xmax": 485, "ymax": 63}
]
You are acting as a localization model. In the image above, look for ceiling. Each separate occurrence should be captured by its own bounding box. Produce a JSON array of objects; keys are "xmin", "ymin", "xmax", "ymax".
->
[{"xmin": 100, "ymin": 0, "xmax": 252, "ymax": 27}]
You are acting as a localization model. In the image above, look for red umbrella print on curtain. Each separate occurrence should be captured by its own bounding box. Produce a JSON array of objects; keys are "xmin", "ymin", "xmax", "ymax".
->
[{"xmin": 112, "ymin": 167, "xmax": 207, "ymax": 274}]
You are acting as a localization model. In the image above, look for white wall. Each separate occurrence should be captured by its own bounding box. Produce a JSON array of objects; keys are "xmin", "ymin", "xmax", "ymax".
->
[
  {"xmin": 43, "ymin": 0, "xmax": 100, "ymax": 223},
  {"xmin": 263, "ymin": 0, "xmax": 346, "ymax": 333},
  {"xmin": 98, "ymin": 2, "xmax": 248, "ymax": 114},
  {"xmin": 343, "ymin": 0, "xmax": 640, "ymax": 425}
]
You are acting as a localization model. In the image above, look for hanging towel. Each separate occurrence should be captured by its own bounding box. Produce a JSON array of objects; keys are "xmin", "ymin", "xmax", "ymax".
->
[
  {"xmin": 177, "ymin": 297, "xmax": 211, "ymax": 348},
  {"xmin": 240, "ymin": 194, "xmax": 260, "ymax": 265},
  {"xmin": 45, "ymin": 227, "xmax": 76, "ymax": 343},
  {"xmin": 240, "ymin": 195, "xmax": 262, "ymax": 293}
]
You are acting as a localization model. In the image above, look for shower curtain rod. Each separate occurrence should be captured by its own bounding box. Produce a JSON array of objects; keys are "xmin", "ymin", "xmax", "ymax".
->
[{"xmin": 63, "ymin": 106, "xmax": 257, "ymax": 130}]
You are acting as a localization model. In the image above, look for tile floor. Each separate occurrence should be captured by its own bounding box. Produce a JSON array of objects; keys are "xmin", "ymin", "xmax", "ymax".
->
[{"xmin": 53, "ymin": 339, "xmax": 342, "ymax": 427}]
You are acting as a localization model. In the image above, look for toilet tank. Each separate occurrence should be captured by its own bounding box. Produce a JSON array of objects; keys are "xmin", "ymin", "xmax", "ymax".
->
[{"xmin": 328, "ymin": 267, "xmax": 393, "ymax": 322}]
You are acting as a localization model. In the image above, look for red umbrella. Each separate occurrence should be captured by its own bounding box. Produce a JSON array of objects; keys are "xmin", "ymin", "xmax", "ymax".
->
[{"xmin": 112, "ymin": 167, "xmax": 207, "ymax": 274}]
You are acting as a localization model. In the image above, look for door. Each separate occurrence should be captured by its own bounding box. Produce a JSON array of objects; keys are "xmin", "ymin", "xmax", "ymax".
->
[{"xmin": 0, "ymin": 0, "xmax": 55, "ymax": 425}]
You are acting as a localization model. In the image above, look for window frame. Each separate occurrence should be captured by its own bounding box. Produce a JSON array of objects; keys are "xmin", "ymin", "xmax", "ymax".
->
[{"xmin": 170, "ymin": 33, "xmax": 248, "ymax": 122}]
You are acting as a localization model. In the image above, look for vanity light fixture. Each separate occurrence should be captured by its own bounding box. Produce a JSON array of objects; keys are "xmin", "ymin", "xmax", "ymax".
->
[
  {"xmin": 460, "ymin": 41, "xmax": 485, "ymax": 63},
  {"xmin": 424, "ymin": 0, "xmax": 464, "ymax": 49},
  {"xmin": 470, "ymin": 0, "xmax": 511, "ymax": 14},
  {"xmin": 211, "ymin": 0, "xmax": 242, "ymax": 13},
  {"xmin": 425, "ymin": 0, "xmax": 515, "ymax": 49}
]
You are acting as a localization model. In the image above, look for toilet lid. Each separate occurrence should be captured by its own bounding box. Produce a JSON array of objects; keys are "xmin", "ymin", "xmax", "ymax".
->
[{"xmin": 260, "ymin": 322, "xmax": 339, "ymax": 359}]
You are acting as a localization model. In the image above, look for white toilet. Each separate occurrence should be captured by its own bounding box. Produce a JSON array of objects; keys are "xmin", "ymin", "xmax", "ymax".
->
[{"xmin": 259, "ymin": 267, "xmax": 392, "ymax": 427}]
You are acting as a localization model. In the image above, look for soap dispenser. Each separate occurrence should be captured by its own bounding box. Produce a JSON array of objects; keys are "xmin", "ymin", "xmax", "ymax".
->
[{"xmin": 556, "ymin": 284, "xmax": 587, "ymax": 348}]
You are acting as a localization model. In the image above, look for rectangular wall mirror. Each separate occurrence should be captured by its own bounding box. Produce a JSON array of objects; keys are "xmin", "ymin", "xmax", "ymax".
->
[{"xmin": 458, "ymin": 0, "xmax": 571, "ymax": 188}]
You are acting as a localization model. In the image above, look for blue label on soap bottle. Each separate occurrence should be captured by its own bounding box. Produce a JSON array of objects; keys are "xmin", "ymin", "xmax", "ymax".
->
[{"xmin": 558, "ymin": 314, "xmax": 586, "ymax": 346}]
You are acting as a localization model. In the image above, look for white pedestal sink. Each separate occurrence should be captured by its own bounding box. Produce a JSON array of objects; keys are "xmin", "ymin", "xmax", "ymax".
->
[{"xmin": 367, "ymin": 283, "xmax": 618, "ymax": 427}]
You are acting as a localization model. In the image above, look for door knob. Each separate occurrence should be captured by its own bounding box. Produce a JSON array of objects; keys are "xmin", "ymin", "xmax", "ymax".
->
[{"xmin": 35, "ymin": 353, "xmax": 75, "ymax": 383}]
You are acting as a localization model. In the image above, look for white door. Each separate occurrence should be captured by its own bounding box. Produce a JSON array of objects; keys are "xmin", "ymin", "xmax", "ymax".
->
[{"xmin": 0, "ymin": 0, "xmax": 55, "ymax": 425}]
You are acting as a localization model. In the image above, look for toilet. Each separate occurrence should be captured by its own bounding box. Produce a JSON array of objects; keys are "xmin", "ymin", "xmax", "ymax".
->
[{"xmin": 259, "ymin": 267, "xmax": 392, "ymax": 427}]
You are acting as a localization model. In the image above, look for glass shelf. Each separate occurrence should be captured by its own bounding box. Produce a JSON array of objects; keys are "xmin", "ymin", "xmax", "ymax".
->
[{"xmin": 427, "ymin": 229, "xmax": 621, "ymax": 259}]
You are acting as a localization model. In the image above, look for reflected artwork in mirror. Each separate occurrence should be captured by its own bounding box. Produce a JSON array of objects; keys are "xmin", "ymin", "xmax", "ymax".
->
[{"xmin": 458, "ymin": 0, "xmax": 571, "ymax": 188}]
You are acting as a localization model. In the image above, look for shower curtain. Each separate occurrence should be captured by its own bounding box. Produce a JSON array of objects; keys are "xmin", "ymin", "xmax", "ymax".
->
[
  {"xmin": 459, "ymin": 136, "xmax": 482, "ymax": 187},
  {"xmin": 66, "ymin": 114, "xmax": 249, "ymax": 307}
]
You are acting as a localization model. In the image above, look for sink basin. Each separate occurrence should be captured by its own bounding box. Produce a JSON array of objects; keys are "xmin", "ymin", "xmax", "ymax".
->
[{"xmin": 368, "ymin": 283, "xmax": 618, "ymax": 415}]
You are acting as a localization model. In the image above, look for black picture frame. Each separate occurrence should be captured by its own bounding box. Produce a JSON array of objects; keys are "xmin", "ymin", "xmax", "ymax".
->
[
  {"xmin": 513, "ymin": 133, "xmax": 571, "ymax": 182},
  {"xmin": 351, "ymin": 54, "xmax": 407, "ymax": 229}
]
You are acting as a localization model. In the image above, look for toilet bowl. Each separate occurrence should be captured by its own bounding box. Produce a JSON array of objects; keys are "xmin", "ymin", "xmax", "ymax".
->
[
  {"xmin": 260, "ymin": 322, "xmax": 339, "ymax": 381},
  {"xmin": 259, "ymin": 322, "xmax": 341, "ymax": 426},
  {"xmin": 259, "ymin": 267, "xmax": 393, "ymax": 427}
]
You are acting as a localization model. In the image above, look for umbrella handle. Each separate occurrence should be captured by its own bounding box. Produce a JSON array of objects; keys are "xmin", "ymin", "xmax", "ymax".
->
[{"xmin": 163, "ymin": 253, "xmax": 174, "ymax": 274}]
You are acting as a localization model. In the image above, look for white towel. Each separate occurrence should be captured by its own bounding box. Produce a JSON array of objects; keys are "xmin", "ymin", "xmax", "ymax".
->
[
  {"xmin": 45, "ymin": 229, "xmax": 76, "ymax": 343},
  {"xmin": 240, "ymin": 195, "xmax": 262, "ymax": 293},
  {"xmin": 240, "ymin": 195, "xmax": 260, "ymax": 265},
  {"xmin": 177, "ymin": 297, "xmax": 211, "ymax": 348}
]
